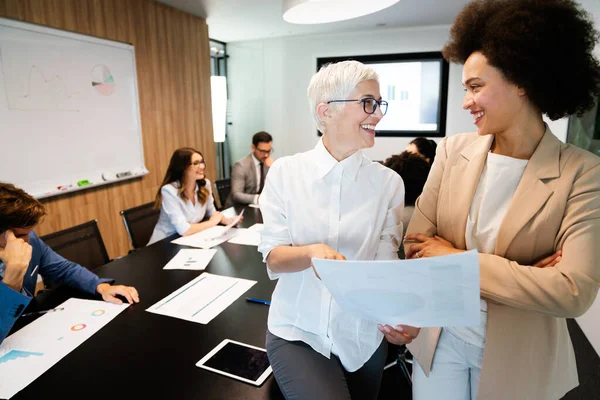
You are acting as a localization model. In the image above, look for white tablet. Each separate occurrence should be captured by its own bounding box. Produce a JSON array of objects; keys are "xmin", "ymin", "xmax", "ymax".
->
[{"xmin": 196, "ymin": 339, "xmax": 273, "ymax": 386}]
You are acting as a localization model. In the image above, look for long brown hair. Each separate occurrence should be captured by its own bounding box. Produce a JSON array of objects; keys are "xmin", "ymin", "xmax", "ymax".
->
[
  {"xmin": 154, "ymin": 148, "xmax": 210, "ymax": 209},
  {"xmin": 0, "ymin": 182, "xmax": 47, "ymax": 233}
]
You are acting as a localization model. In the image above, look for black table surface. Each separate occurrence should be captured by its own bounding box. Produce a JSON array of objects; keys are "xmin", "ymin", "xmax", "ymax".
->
[{"xmin": 10, "ymin": 206, "xmax": 285, "ymax": 400}]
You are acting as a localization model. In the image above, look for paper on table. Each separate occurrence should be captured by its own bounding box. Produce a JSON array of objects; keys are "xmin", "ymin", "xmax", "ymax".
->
[
  {"xmin": 163, "ymin": 249, "xmax": 217, "ymax": 270},
  {"xmin": 146, "ymin": 273, "xmax": 256, "ymax": 324},
  {"xmin": 0, "ymin": 298, "xmax": 129, "ymax": 399},
  {"xmin": 227, "ymin": 228, "xmax": 260, "ymax": 246},
  {"xmin": 247, "ymin": 223, "xmax": 263, "ymax": 232},
  {"xmin": 311, "ymin": 251, "xmax": 480, "ymax": 328},
  {"xmin": 171, "ymin": 226, "xmax": 239, "ymax": 249},
  {"xmin": 171, "ymin": 210, "xmax": 245, "ymax": 249}
]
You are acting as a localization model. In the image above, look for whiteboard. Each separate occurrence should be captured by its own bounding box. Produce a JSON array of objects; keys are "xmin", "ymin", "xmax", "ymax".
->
[{"xmin": 0, "ymin": 17, "xmax": 147, "ymax": 199}]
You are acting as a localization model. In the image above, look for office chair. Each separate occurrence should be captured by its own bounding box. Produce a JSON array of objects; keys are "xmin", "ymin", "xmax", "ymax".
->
[
  {"xmin": 214, "ymin": 178, "xmax": 232, "ymax": 210},
  {"xmin": 41, "ymin": 219, "xmax": 110, "ymax": 271},
  {"xmin": 120, "ymin": 202, "xmax": 160, "ymax": 249}
]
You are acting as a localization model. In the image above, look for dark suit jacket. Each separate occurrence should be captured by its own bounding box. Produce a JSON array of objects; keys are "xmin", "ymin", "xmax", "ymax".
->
[{"xmin": 225, "ymin": 154, "xmax": 269, "ymax": 207}]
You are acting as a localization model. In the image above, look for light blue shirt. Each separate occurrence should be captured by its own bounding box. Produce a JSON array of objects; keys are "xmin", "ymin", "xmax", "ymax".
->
[{"xmin": 147, "ymin": 180, "xmax": 217, "ymax": 245}]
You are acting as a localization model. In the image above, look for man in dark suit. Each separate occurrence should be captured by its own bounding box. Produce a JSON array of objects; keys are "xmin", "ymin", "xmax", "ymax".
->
[{"xmin": 225, "ymin": 131, "xmax": 273, "ymax": 208}]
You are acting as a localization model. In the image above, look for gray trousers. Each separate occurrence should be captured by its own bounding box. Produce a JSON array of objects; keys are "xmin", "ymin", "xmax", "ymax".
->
[{"xmin": 266, "ymin": 330, "xmax": 387, "ymax": 400}]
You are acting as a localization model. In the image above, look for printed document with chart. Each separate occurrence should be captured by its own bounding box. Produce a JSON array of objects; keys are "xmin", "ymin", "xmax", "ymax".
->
[
  {"xmin": 312, "ymin": 250, "xmax": 480, "ymax": 328},
  {"xmin": 0, "ymin": 298, "xmax": 129, "ymax": 399},
  {"xmin": 146, "ymin": 273, "xmax": 256, "ymax": 324}
]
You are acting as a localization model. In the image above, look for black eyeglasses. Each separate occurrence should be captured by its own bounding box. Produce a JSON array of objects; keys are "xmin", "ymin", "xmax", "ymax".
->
[
  {"xmin": 255, "ymin": 148, "xmax": 274, "ymax": 155},
  {"xmin": 326, "ymin": 98, "xmax": 388, "ymax": 116},
  {"xmin": 190, "ymin": 160, "xmax": 206, "ymax": 167}
]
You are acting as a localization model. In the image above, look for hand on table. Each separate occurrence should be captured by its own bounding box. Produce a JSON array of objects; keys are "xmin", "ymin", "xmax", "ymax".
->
[{"xmin": 96, "ymin": 283, "xmax": 140, "ymax": 305}]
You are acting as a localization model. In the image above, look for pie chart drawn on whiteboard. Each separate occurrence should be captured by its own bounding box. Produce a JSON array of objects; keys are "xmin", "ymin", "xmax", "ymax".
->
[{"xmin": 91, "ymin": 64, "xmax": 115, "ymax": 96}]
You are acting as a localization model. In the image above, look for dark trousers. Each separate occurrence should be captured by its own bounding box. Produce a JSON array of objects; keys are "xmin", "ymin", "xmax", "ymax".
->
[{"xmin": 266, "ymin": 330, "xmax": 387, "ymax": 400}]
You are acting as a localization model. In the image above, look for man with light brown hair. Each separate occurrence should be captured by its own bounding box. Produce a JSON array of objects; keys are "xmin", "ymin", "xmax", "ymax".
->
[{"xmin": 0, "ymin": 183, "xmax": 139, "ymax": 343}]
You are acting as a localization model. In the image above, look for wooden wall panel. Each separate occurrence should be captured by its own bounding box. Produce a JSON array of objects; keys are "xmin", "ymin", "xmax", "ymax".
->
[{"xmin": 0, "ymin": 0, "xmax": 216, "ymax": 258}]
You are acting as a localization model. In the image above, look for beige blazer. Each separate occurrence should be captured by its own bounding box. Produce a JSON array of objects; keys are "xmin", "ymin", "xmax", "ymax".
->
[{"xmin": 405, "ymin": 128, "xmax": 600, "ymax": 399}]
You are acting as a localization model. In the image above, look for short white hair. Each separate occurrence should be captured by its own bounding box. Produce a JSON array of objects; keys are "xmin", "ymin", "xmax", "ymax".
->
[{"xmin": 307, "ymin": 60, "xmax": 379, "ymax": 132}]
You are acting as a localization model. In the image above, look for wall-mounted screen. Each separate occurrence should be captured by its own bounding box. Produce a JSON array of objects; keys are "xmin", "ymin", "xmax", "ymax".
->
[{"xmin": 317, "ymin": 52, "xmax": 449, "ymax": 137}]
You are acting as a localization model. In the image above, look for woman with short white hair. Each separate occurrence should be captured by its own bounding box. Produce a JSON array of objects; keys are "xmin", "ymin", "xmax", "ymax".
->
[{"xmin": 258, "ymin": 60, "xmax": 419, "ymax": 399}]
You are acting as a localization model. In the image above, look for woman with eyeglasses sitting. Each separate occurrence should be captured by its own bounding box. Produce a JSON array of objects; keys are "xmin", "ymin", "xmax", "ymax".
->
[
  {"xmin": 258, "ymin": 60, "xmax": 420, "ymax": 400},
  {"xmin": 147, "ymin": 147, "xmax": 240, "ymax": 245}
]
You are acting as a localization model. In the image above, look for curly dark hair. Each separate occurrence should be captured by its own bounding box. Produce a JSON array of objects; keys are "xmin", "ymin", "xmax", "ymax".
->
[
  {"xmin": 384, "ymin": 152, "xmax": 432, "ymax": 206},
  {"xmin": 409, "ymin": 137, "xmax": 438, "ymax": 165},
  {"xmin": 442, "ymin": 0, "xmax": 600, "ymax": 120}
]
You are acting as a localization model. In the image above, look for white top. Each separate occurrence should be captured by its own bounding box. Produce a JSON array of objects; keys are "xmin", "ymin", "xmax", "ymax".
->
[
  {"xmin": 258, "ymin": 138, "xmax": 405, "ymax": 372},
  {"xmin": 252, "ymin": 154, "xmax": 261, "ymax": 204},
  {"xmin": 447, "ymin": 152, "xmax": 528, "ymax": 347},
  {"xmin": 147, "ymin": 180, "xmax": 216, "ymax": 245}
]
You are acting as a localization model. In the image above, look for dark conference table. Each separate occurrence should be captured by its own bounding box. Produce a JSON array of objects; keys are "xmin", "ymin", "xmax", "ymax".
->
[{"xmin": 10, "ymin": 206, "xmax": 285, "ymax": 400}]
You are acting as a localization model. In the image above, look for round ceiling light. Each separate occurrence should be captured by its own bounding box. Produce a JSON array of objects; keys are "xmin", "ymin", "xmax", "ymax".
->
[{"xmin": 283, "ymin": 0, "xmax": 401, "ymax": 24}]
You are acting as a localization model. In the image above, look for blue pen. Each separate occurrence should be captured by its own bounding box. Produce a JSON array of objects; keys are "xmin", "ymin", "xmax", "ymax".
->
[{"xmin": 246, "ymin": 297, "xmax": 271, "ymax": 306}]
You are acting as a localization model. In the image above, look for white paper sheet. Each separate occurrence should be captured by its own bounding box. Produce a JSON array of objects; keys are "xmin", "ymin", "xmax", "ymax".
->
[
  {"xmin": 247, "ymin": 223, "xmax": 263, "ymax": 232},
  {"xmin": 163, "ymin": 249, "xmax": 217, "ymax": 270},
  {"xmin": 312, "ymin": 251, "xmax": 480, "ymax": 328},
  {"xmin": 0, "ymin": 298, "xmax": 129, "ymax": 399},
  {"xmin": 227, "ymin": 229, "xmax": 261, "ymax": 246},
  {"xmin": 221, "ymin": 208, "xmax": 244, "ymax": 235},
  {"xmin": 146, "ymin": 273, "xmax": 256, "ymax": 324},
  {"xmin": 171, "ymin": 226, "xmax": 239, "ymax": 249}
]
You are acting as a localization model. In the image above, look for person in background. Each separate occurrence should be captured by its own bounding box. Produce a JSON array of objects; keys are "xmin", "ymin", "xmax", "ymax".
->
[
  {"xmin": 404, "ymin": 0, "xmax": 600, "ymax": 398},
  {"xmin": 258, "ymin": 60, "xmax": 418, "ymax": 400},
  {"xmin": 406, "ymin": 137, "xmax": 437, "ymax": 165},
  {"xmin": 148, "ymin": 147, "xmax": 240, "ymax": 245},
  {"xmin": 0, "ymin": 182, "xmax": 139, "ymax": 344},
  {"xmin": 383, "ymin": 151, "xmax": 431, "ymax": 237},
  {"xmin": 225, "ymin": 131, "xmax": 274, "ymax": 208}
]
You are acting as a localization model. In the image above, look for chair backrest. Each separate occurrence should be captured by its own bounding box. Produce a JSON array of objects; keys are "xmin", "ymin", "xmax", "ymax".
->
[
  {"xmin": 214, "ymin": 178, "xmax": 231, "ymax": 210},
  {"xmin": 120, "ymin": 201, "xmax": 160, "ymax": 249},
  {"xmin": 41, "ymin": 220, "xmax": 110, "ymax": 271}
]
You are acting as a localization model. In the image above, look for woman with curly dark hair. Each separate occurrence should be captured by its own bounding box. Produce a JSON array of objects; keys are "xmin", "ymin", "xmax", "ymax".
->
[
  {"xmin": 406, "ymin": 137, "xmax": 438, "ymax": 165},
  {"xmin": 402, "ymin": 0, "xmax": 600, "ymax": 399}
]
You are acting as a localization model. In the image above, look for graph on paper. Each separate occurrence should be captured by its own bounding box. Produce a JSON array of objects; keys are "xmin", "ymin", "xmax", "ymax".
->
[{"xmin": 0, "ymin": 298, "xmax": 129, "ymax": 399}]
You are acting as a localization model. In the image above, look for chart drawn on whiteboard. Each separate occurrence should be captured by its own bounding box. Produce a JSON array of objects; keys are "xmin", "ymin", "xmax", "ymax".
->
[
  {"xmin": 0, "ymin": 51, "xmax": 81, "ymax": 112},
  {"xmin": 91, "ymin": 64, "xmax": 115, "ymax": 96}
]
